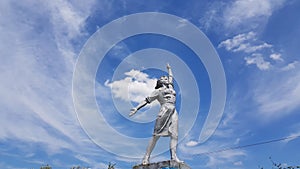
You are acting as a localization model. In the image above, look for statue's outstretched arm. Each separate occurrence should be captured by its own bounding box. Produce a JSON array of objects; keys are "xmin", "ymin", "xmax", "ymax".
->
[
  {"xmin": 129, "ymin": 100, "xmax": 148, "ymax": 117},
  {"xmin": 167, "ymin": 63, "xmax": 173, "ymax": 84}
]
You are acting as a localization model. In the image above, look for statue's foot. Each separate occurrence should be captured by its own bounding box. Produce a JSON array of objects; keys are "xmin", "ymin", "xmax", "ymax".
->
[
  {"xmin": 142, "ymin": 156, "xmax": 150, "ymax": 165},
  {"xmin": 172, "ymin": 157, "xmax": 184, "ymax": 163}
]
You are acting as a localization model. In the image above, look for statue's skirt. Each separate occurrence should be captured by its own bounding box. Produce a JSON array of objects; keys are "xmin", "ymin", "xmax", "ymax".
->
[{"xmin": 153, "ymin": 103, "xmax": 178, "ymax": 137}]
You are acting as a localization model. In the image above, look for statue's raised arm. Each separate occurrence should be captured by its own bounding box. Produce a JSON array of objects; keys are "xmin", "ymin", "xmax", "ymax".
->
[{"xmin": 166, "ymin": 63, "xmax": 173, "ymax": 85}]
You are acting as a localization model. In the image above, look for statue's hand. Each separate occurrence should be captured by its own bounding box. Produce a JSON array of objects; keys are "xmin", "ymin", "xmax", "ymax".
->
[
  {"xmin": 166, "ymin": 63, "xmax": 171, "ymax": 70},
  {"xmin": 129, "ymin": 108, "xmax": 137, "ymax": 117}
]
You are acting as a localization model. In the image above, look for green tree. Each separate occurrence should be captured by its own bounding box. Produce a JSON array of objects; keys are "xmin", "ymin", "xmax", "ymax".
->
[
  {"xmin": 40, "ymin": 164, "xmax": 52, "ymax": 169},
  {"xmin": 259, "ymin": 157, "xmax": 300, "ymax": 169},
  {"xmin": 108, "ymin": 162, "xmax": 116, "ymax": 169}
]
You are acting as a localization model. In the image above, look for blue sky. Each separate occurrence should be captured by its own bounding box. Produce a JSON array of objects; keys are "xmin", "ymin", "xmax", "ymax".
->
[{"xmin": 1, "ymin": 0, "xmax": 300, "ymax": 169}]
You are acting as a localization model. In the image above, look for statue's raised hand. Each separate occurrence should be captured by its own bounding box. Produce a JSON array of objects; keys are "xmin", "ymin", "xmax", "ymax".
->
[
  {"xmin": 166, "ymin": 63, "xmax": 171, "ymax": 70},
  {"xmin": 129, "ymin": 108, "xmax": 137, "ymax": 117}
]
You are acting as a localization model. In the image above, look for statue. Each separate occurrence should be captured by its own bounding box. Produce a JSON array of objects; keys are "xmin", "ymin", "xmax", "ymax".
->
[{"xmin": 129, "ymin": 63, "xmax": 183, "ymax": 165}]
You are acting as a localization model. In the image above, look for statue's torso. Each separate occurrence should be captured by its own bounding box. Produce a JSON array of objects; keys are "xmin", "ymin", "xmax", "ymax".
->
[{"xmin": 157, "ymin": 85, "xmax": 176, "ymax": 105}]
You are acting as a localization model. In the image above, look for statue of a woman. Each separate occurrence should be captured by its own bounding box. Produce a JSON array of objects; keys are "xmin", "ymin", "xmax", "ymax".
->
[{"xmin": 129, "ymin": 63, "xmax": 183, "ymax": 165}]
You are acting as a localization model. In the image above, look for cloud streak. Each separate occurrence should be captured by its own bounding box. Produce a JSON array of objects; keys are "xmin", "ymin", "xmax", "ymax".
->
[
  {"xmin": 254, "ymin": 68, "xmax": 300, "ymax": 118},
  {"xmin": 180, "ymin": 139, "xmax": 246, "ymax": 169},
  {"xmin": 180, "ymin": 95, "xmax": 247, "ymax": 168},
  {"xmin": 223, "ymin": 0, "xmax": 286, "ymax": 29},
  {"xmin": 200, "ymin": 0, "xmax": 287, "ymax": 33},
  {"xmin": 0, "ymin": 0, "xmax": 101, "ymax": 165}
]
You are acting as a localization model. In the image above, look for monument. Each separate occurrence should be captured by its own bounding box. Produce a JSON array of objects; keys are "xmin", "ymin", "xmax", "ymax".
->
[
  {"xmin": 133, "ymin": 160, "xmax": 191, "ymax": 169},
  {"xmin": 129, "ymin": 64, "xmax": 191, "ymax": 169}
]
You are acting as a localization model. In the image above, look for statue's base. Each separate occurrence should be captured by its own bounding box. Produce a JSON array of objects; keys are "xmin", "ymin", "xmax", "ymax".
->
[{"xmin": 133, "ymin": 160, "xmax": 191, "ymax": 169}]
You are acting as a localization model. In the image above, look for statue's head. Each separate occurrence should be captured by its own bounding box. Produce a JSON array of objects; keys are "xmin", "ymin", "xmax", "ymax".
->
[{"xmin": 155, "ymin": 76, "xmax": 168, "ymax": 89}]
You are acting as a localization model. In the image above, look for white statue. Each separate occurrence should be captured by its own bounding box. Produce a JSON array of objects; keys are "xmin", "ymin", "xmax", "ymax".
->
[{"xmin": 129, "ymin": 63, "xmax": 183, "ymax": 165}]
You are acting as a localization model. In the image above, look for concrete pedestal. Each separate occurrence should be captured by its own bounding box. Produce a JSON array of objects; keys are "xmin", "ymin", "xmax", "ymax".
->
[{"xmin": 133, "ymin": 160, "xmax": 191, "ymax": 169}]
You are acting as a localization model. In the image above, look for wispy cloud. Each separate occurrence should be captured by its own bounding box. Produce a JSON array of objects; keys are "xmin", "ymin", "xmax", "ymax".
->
[
  {"xmin": 218, "ymin": 32, "xmax": 256, "ymax": 51},
  {"xmin": 0, "ymin": 0, "xmax": 100, "ymax": 165},
  {"xmin": 0, "ymin": 162, "xmax": 26, "ymax": 169},
  {"xmin": 218, "ymin": 32, "xmax": 272, "ymax": 54},
  {"xmin": 245, "ymin": 53, "xmax": 271, "ymax": 70},
  {"xmin": 213, "ymin": 1, "xmax": 298, "ymax": 71},
  {"xmin": 270, "ymin": 53, "xmax": 283, "ymax": 61},
  {"xmin": 254, "ymin": 71, "xmax": 300, "ymax": 118},
  {"xmin": 75, "ymin": 155, "xmax": 112, "ymax": 169},
  {"xmin": 205, "ymin": 149, "xmax": 246, "ymax": 169},
  {"xmin": 281, "ymin": 61, "xmax": 299, "ymax": 71},
  {"xmin": 180, "ymin": 139, "xmax": 246, "ymax": 169},
  {"xmin": 201, "ymin": 0, "xmax": 287, "ymax": 32},
  {"xmin": 180, "ymin": 97, "xmax": 247, "ymax": 168},
  {"xmin": 218, "ymin": 32, "xmax": 295, "ymax": 71},
  {"xmin": 223, "ymin": 0, "xmax": 286, "ymax": 29},
  {"xmin": 283, "ymin": 123, "xmax": 300, "ymax": 143},
  {"xmin": 234, "ymin": 42, "xmax": 272, "ymax": 53}
]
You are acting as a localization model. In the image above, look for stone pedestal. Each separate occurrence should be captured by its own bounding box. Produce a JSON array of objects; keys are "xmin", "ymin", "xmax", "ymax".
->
[{"xmin": 133, "ymin": 160, "xmax": 191, "ymax": 169}]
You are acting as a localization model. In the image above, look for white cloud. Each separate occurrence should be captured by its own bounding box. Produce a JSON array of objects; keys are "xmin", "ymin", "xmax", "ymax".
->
[
  {"xmin": 233, "ymin": 42, "xmax": 272, "ymax": 53},
  {"xmin": 219, "ymin": 32, "xmax": 272, "ymax": 54},
  {"xmin": 245, "ymin": 53, "xmax": 271, "ymax": 70},
  {"xmin": 176, "ymin": 18, "xmax": 189, "ymax": 29},
  {"xmin": 199, "ymin": 1, "xmax": 225, "ymax": 32},
  {"xmin": 109, "ymin": 43, "xmax": 132, "ymax": 59},
  {"xmin": 105, "ymin": 69, "xmax": 157, "ymax": 103},
  {"xmin": 270, "ymin": 53, "xmax": 283, "ymax": 61},
  {"xmin": 185, "ymin": 140, "xmax": 198, "ymax": 147},
  {"xmin": 284, "ymin": 132, "xmax": 300, "ymax": 143},
  {"xmin": 223, "ymin": 0, "xmax": 286, "ymax": 30},
  {"xmin": 282, "ymin": 61, "xmax": 299, "ymax": 71},
  {"xmin": 201, "ymin": 0, "xmax": 287, "ymax": 32},
  {"xmin": 218, "ymin": 32, "xmax": 256, "ymax": 51},
  {"xmin": 233, "ymin": 161, "xmax": 243, "ymax": 166},
  {"xmin": 218, "ymin": 32, "xmax": 289, "ymax": 70}
]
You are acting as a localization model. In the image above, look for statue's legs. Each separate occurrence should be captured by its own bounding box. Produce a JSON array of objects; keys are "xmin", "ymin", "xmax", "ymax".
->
[
  {"xmin": 142, "ymin": 135, "xmax": 160, "ymax": 165},
  {"xmin": 170, "ymin": 135, "xmax": 184, "ymax": 163}
]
